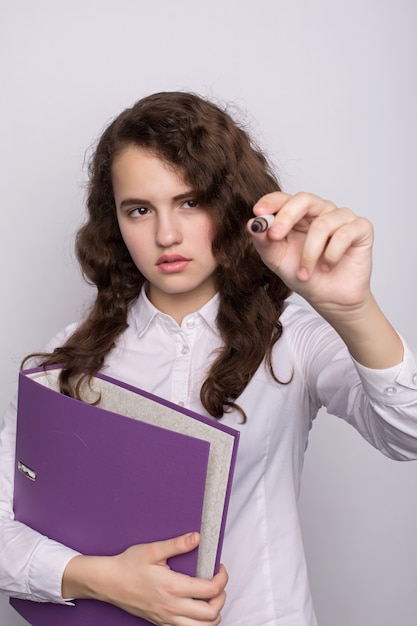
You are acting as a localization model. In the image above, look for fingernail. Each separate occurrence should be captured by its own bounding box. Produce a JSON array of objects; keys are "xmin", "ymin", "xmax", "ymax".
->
[
  {"xmin": 186, "ymin": 532, "xmax": 197, "ymax": 546},
  {"xmin": 297, "ymin": 267, "xmax": 309, "ymax": 281}
]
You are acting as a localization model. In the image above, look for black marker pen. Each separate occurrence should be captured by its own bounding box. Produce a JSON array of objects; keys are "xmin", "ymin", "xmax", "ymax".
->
[{"xmin": 251, "ymin": 214, "xmax": 275, "ymax": 233}]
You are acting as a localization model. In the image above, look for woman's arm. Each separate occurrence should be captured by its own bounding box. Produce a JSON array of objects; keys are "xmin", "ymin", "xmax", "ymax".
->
[{"xmin": 62, "ymin": 533, "xmax": 227, "ymax": 626}]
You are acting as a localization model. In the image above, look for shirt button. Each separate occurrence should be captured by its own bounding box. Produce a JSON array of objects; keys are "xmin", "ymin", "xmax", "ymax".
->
[
  {"xmin": 181, "ymin": 345, "xmax": 190, "ymax": 355},
  {"xmin": 384, "ymin": 386, "xmax": 397, "ymax": 396},
  {"xmin": 185, "ymin": 318, "xmax": 195, "ymax": 329}
]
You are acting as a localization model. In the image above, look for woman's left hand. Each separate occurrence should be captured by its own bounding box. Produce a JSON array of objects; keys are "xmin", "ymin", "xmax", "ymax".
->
[{"xmin": 248, "ymin": 191, "xmax": 374, "ymax": 319}]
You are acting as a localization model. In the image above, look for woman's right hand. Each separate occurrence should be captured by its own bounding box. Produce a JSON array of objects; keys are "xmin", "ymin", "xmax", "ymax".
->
[{"xmin": 62, "ymin": 531, "xmax": 228, "ymax": 625}]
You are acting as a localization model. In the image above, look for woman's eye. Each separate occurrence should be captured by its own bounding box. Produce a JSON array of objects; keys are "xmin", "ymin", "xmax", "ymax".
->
[
  {"xmin": 129, "ymin": 206, "xmax": 150, "ymax": 217},
  {"xmin": 183, "ymin": 199, "xmax": 198, "ymax": 209}
]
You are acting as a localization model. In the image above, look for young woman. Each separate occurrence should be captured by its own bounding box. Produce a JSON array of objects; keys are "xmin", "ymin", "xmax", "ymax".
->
[{"xmin": 1, "ymin": 91, "xmax": 417, "ymax": 626}]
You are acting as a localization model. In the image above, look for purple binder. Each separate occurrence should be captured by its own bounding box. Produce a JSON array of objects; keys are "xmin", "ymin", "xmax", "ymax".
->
[{"xmin": 11, "ymin": 366, "xmax": 239, "ymax": 626}]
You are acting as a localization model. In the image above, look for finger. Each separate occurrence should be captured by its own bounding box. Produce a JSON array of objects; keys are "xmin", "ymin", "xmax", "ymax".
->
[
  {"xmin": 251, "ymin": 192, "xmax": 291, "ymax": 239},
  {"xmin": 156, "ymin": 566, "xmax": 227, "ymax": 624},
  {"xmin": 253, "ymin": 191, "xmax": 292, "ymax": 217},
  {"xmin": 178, "ymin": 564, "xmax": 228, "ymax": 602},
  {"xmin": 168, "ymin": 588, "xmax": 226, "ymax": 624},
  {"xmin": 148, "ymin": 532, "xmax": 200, "ymax": 564},
  {"xmin": 255, "ymin": 192, "xmax": 337, "ymax": 241},
  {"xmin": 297, "ymin": 208, "xmax": 357, "ymax": 277},
  {"xmin": 320, "ymin": 216, "xmax": 373, "ymax": 265},
  {"xmin": 208, "ymin": 564, "xmax": 228, "ymax": 597}
]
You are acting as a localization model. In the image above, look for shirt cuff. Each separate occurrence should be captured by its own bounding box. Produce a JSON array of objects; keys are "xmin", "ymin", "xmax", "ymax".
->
[
  {"xmin": 28, "ymin": 538, "xmax": 80, "ymax": 604},
  {"xmin": 353, "ymin": 337, "xmax": 417, "ymax": 406}
]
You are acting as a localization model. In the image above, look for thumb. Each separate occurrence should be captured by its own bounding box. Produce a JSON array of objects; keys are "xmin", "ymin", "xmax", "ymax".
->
[{"xmin": 152, "ymin": 532, "xmax": 200, "ymax": 564}]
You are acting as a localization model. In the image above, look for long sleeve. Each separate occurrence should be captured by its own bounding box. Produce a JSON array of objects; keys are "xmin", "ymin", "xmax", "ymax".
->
[
  {"xmin": 346, "ymin": 340, "xmax": 417, "ymax": 459},
  {"xmin": 0, "ymin": 393, "xmax": 80, "ymax": 603},
  {"xmin": 283, "ymin": 301, "xmax": 417, "ymax": 460}
]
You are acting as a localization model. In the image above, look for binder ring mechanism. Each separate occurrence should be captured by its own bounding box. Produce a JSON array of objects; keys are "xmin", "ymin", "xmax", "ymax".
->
[{"xmin": 18, "ymin": 461, "xmax": 37, "ymax": 481}]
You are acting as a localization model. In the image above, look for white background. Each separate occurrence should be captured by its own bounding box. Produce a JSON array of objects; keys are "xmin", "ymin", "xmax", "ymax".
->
[{"xmin": 1, "ymin": 1, "xmax": 416, "ymax": 624}]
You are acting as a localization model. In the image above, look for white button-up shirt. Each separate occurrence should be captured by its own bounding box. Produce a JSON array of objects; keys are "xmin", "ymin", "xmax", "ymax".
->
[{"xmin": 1, "ymin": 289, "xmax": 417, "ymax": 625}]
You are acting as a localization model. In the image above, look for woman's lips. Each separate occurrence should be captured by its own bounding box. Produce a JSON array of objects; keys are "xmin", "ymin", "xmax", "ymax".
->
[{"xmin": 156, "ymin": 255, "xmax": 191, "ymax": 273}]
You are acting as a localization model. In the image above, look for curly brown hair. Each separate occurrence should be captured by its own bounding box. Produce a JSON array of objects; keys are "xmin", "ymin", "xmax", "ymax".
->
[{"xmin": 34, "ymin": 91, "xmax": 291, "ymax": 420}]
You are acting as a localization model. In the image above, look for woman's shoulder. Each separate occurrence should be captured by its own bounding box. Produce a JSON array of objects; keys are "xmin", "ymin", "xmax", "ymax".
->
[
  {"xmin": 279, "ymin": 295, "xmax": 342, "ymax": 358},
  {"xmin": 280, "ymin": 295, "xmax": 325, "ymax": 331},
  {"xmin": 42, "ymin": 321, "xmax": 81, "ymax": 352}
]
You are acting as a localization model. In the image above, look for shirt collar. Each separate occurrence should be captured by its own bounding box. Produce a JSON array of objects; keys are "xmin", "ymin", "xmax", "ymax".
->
[{"xmin": 131, "ymin": 284, "xmax": 221, "ymax": 338}]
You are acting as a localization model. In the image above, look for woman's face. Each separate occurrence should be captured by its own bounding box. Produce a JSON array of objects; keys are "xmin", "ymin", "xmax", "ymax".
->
[{"xmin": 112, "ymin": 145, "xmax": 218, "ymax": 324}]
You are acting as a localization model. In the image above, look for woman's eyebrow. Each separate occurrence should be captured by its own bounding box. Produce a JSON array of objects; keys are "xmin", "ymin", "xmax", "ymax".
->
[
  {"xmin": 172, "ymin": 190, "xmax": 196, "ymax": 201},
  {"xmin": 119, "ymin": 191, "xmax": 196, "ymax": 209},
  {"xmin": 119, "ymin": 197, "xmax": 149, "ymax": 209}
]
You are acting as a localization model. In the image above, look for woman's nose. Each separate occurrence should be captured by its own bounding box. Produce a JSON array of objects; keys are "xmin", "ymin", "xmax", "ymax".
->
[{"xmin": 155, "ymin": 213, "xmax": 182, "ymax": 247}]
